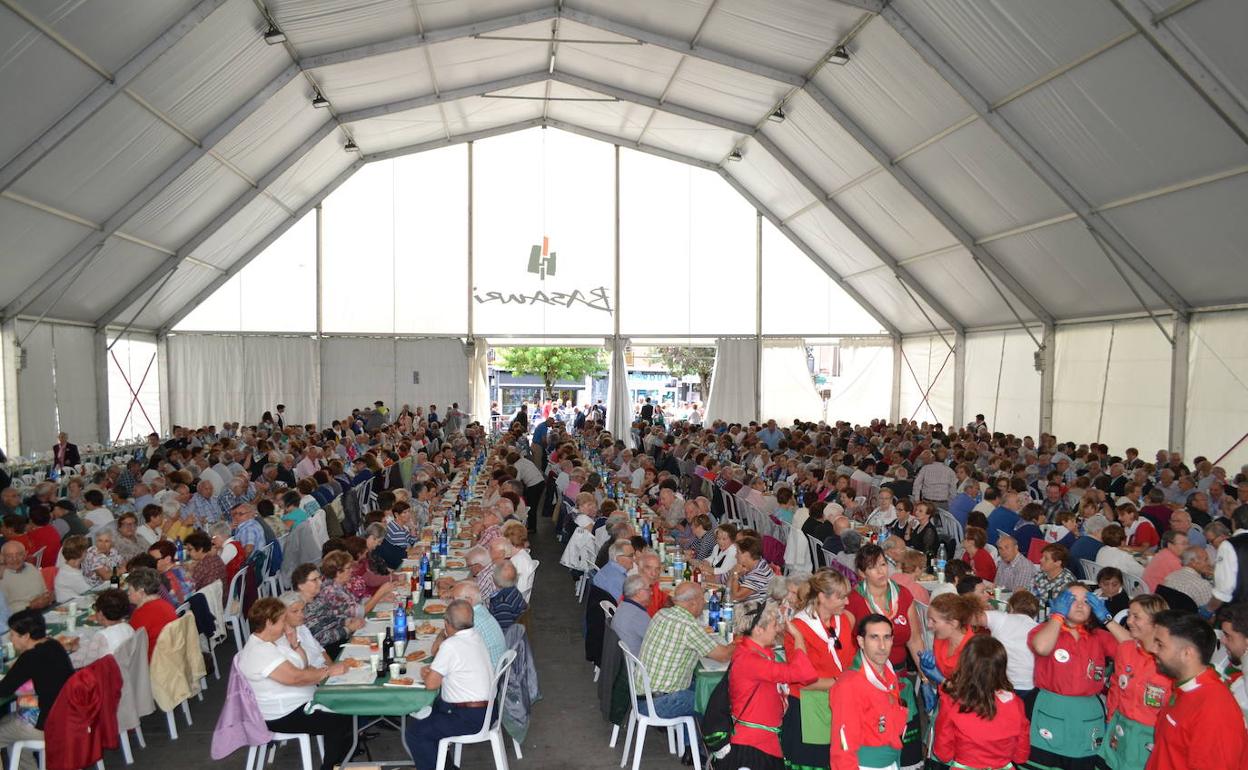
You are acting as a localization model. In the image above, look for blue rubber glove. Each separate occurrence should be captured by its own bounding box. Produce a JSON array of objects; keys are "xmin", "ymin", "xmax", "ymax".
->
[
  {"xmin": 920, "ymin": 680, "xmax": 938, "ymax": 713},
  {"xmin": 1085, "ymin": 592, "xmax": 1111, "ymax": 623},
  {"xmin": 1049, "ymin": 589, "xmax": 1076, "ymax": 620},
  {"xmin": 918, "ymin": 650, "xmax": 944, "ymax": 684},
  {"xmin": 1198, "ymin": 606, "xmax": 1214, "ymax": 621}
]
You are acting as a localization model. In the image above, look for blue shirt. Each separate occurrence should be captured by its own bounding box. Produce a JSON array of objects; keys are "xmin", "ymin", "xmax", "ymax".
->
[
  {"xmin": 949, "ymin": 493, "xmax": 978, "ymax": 528},
  {"xmin": 757, "ymin": 428, "xmax": 782, "ymax": 451},
  {"xmin": 1068, "ymin": 535, "xmax": 1105, "ymax": 580},
  {"xmin": 0, "ymin": 589, "xmax": 9, "ymax": 634},
  {"xmin": 592, "ymin": 560, "xmax": 628, "ymax": 599},
  {"xmin": 1012, "ymin": 522, "xmax": 1043, "ymax": 555},
  {"xmin": 488, "ymin": 586, "xmax": 527, "ymax": 631},
  {"xmin": 986, "ymin": 506, "xmax": 1020, "ymax": 545},
  {"xmin": 234, "ymin": 517, "xmax": 267, "ymax": 553},
  {"xmin": 612, "ymin": 598, "xmax": 651, "ymax": 656}
]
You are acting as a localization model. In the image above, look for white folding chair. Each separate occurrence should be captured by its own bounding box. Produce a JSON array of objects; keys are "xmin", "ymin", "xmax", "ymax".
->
[
  {"xmin": 1122, "ymin": 571, "xmax": 1146, "ymax": 598},
  {"xmin": 436, "ymin": 649, "xmax": 519, "ymax": 770},
  {"xmin": 617, "ymin": 642, "xmax": 701, "ymax": 770},
  {"xmin": 224, "ymin": 568, "xmax": 249, "ymax": 650},
  {"xmin": 1081, "ymin": 559, "xmax": 1103, "ymax": 583},
  {"xmin": 7, "ymin": 740, "xmax": 105, "ymax": 770},
  {"xmin": 594, "ymin": 601, "xmax": 617, "ymax": 683}
]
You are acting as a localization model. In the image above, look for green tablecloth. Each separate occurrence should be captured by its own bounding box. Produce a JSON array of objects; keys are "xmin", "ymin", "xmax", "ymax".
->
[
  {"xmin": 310, "ymin": 680, "xmax": 439, "ymax": 716},
  {"xmin": 694, "ymin": 667, "xmax": 724, "ymax": 713}
]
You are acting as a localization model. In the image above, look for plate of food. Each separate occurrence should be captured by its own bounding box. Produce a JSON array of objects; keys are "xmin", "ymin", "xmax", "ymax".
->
[
  {"xmin": 414, "ymin": 621, "xmax": 440, "ymax": 635},
  {"xmin": 444, "ymin": 559, "xmax": 465, "ymax": 569},
  {"xmin": 423, "ymin": 602, "xmax": 448, "ymax": 615},
  {"xmin": 384, "ymin": 677, "xmax": 424, "ymax": 688},
  {"xmin": 405, "ymin": 650, "xmax": 430, "ymax": 663},
  {"xmin": 373, "ymin": 610, "xmax": 393, "ymax": 620},
  {"xmin": 348, "ymin": 636, "xmax": 379, "ymax": 650}
]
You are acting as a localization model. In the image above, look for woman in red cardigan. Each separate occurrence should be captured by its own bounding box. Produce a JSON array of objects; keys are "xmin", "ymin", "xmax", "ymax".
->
[
  {"xmin": 724, "ymin": 601, "xmax": 817, "ymax": 770},
  {"xmin": 961, "ymin": 525, "xmax": 997, "ymax": 582},
  {"xmin": 931, "ymin": 634, "xmax": 1030, "ymax": 769}
]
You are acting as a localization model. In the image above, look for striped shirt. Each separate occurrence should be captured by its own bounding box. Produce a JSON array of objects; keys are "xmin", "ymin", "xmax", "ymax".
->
[
  {"xmin": 385, "ymin": 518, "xmax": 416, "ymax": 548},
  {"xmin": 739, "ymin": 559, "xmax": 773, "ymax": 603}
]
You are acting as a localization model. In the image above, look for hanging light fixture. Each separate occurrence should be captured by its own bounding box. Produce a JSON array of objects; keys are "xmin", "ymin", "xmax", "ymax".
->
[
  {"xmin": 727, "ymin": 149, "xmax": 743, "ymax": 162},
  {"xmin": 344, "ymin": 140, "xmax": 359, "ymax": 152},
  {"xmin": 263, "ymin": 25, "xmax": 286, "ymax": 45},
  {"xmin": 311, "ymin": 92, "xmax": 329, "ymax": 109},
  {"xmin": 826, "ymin": 46, "xmax": 850, "ymax": 66}
]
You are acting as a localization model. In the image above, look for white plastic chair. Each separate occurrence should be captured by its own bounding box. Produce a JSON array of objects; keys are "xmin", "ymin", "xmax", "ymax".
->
[
  {"xmin": 1081, "ymin": 559, "xmax": 1103, "ymax": 583},
  {"xmin": 617, "ymin": 642, "xmax": 702, "ymax": 770},
  {"xmin": 224, "ymin": 567, "xmax": 249, "ymax": 650},
  {"xmin": 7, "ymin": 740, "xmax": 104, "ymax": 770},
  {"xmin": 1122, "ymin": 571, "xmax": 1146, "ymax": 598},
  {"xmin": 435, "ymin": 648, "xmax": 519, "ymax": 770}
]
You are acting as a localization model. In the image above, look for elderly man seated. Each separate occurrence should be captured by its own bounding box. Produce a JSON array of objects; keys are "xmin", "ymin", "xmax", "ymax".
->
[
  {"xmin": 488, "ymin": 561, "xmax": 527, "ymax": 631},
  {"xmin": 612, "ymin": 575, "xmax": 652, "ymax": 656},
  {"xmin": 1160, "ymin": 545, "xmax": 1215, "ymax": 608},
  {"xmin": 0, "ymin": 542, "xmax": 53, "ymax": 612},
  {"xmin": 637, "ymin": 582, "xmax": 734, "ymax": 763},
  {"xmin": 592, "ymin": 540, "xmax": 634, "ymax": 599},
  {"xmin": 402, "ymin": 599, "xmax": 496, "ymax": 770},
  {"xmin": 450, "ymin": 580, "xmax": 505, "ymax": 669}
]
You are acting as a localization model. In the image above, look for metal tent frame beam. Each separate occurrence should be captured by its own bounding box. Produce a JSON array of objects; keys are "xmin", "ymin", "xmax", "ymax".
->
[
  {"xmin": 880, "ymin": 5, "xmax": 1192, "ymax": 318},
  {"xmin": 0, "ymin": 0, "xmax": 230, "ymax": 194}
]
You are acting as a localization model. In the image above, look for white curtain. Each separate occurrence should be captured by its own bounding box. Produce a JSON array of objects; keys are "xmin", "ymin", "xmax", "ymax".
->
[
  {"xmin": 706, "ymin": 338, "xmax": 758, "ymax": 424},
  {"xmin": 963, "ymin": 330, "xmax": 1041, "ymax": 437},
  {"xmin": 760, "ymin": 339, "xmax": 822, "ymax": 425},
  {"xmin": 1187, "ymin": 310, "xmax": 1248, "ymax": 467},
  {"xmin": 899, "ymin": 335, "xmax": 955, "ymax": 426},
  {"xmin": 167, "ymin": 335, "xmax": 244, "ymax": 427},
  {"xmin": 16, "ymin": 321, "xmax": 55, "ymax": 454},
  {"xmin": 394, "ymin": 339, "xmax": 469, "ymax": 416},
  {"xmin": 320, "ymin": 338, "xmax": 396, "ymax": 424},
  {"xmin": 242, "ymin": 336, "xmax": 318, "ymax": 426},
  {"xmin": 825, "ymin": 341, "xmax": 893, "ymax": 426},
  {"xmin": 14, "ymin": 321, "xmax": 103, "ymax": 453},
  {"xmin": 50, "ymin": 325, "xmax": 100, "ymax": 446},
  {"xmin": 607, "ymin": 337, "xmax": 630, "ymax": 439},
  {"xmin": 468, "ymin": 338, "xmax": 490, "ymax": 425}
]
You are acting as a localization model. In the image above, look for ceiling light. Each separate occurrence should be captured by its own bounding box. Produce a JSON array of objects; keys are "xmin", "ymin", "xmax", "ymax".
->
[
  {"xmin": 827, "ymin": 46, "xmax": 850, "ymax": 66},
  {"xmin": 727, "ymin": 149, "xmax": 743, "ymax": 162},
  {"xmin": 312, "ymin": 92, "xmax": 329, "ymax": 109},
  {"xmin": 344, "ymin": 140, "xmax": 359, "ymax": 153},
  {"xmin": 768, "ymin": 107, "xmax": 786, "ymax": 123},
  {"xmin": 263, "ymin": 25, "xmax": 286, "ymax": 45}
]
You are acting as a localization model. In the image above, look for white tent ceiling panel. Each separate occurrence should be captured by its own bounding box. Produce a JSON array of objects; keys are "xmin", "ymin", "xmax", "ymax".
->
[
  {"xmin": 0, "ymin": 197, "xmax": 93, "ymax": 309},
  {"xmin": 545, "ymin": 98, "xmax": 648, "ymax": 141},
  {"xmin": 833, "ymin": 172, "xmax": 958, "ymax": 260},
  {"xmin": 0, "ymin": 7, "xmax": 102, "ymax": 166},
  {"xmin": 351, "ymin": 103, "xmax": 449, "ymax": 154},
  {"xmin": 898, "ymin": 119, "xmax": 1070, "ymax": 238},
  {"xmin": 427, "ymin": 23, "xmax": 550, "ymax": 91},
  {"xmin": 553, "ymin": 21, "xmax": 681, "ymax": 97},
  {"xmin": 785, "ymin": 205, "xmax": 883, "ymax": 277},
  {"xmin": 23, "ymin": 0, "xmax": 203, "ymax": 74},
  {"xmin": 728, "ymin": 137, "xmax": 816, "ymax": 221},
  {"xmin": 1102, "ymin": 172, "xmax": 1248, "ymax": 308},
  {"xmin": 1146, "ymin": 0, "xmax": 1248, "ymax": 115},
  {"xmin": 565, "ymin": 0, "xmax": 710, "ymax": 40},
  {"xmin": 128, "ymin": 0, "xmax": 290, "ymax": 139},
  {"xmin": 309, "ymin": 47, "xmax": 434, "ymax": 113},
  {"xmin": 187, "ymin": 195, "xmax": 288, "ymax": 270},
  {"xmin": 892, "ymin": 0, "xmax": 1131, "ymax": 105},
  {"xmin": 761, "ymin": 90, "xmax": 877, "ymax": 197},
  {"xmin": 1000, "ymin": 36, "xmax": 1248, "ymax": 206},
  {"xmin": 267, "ymin": 132, "xmax": 354, "ymax": 212},
  {"xmin": 846, "ymin": 270, "xmax": 950, "ymax": 337},
  {"xmin": 127, "ymin": 261, "xmax": 219, "ymax": 331},
  {"xmin": 443, "ymin": 92, "xmax": 545, "ymax": 136},
  {"xmin": 268, "ymin": 0, "xmax": 420, "ymax": 57},
  {"xmin": 663, "ymin": 57, "xmax": 790, "ymax": 125},
  {"xmin": 122, "ymin": 154, "xmax": 251, "ymax": 251},
  {"xmin": 696, "ymin": 0, "xmax": 864, "ymax": 77},
  {"xmin": 812, "ymin": 19, "xmax": 969, "ymax": 159},
  {"xmin": 984, "ymin": 220, "xmax": 1147, "ymax": 319},
  {"xmin": 216, "ymin": 79, "xmax": 329, "ymax": 180},
  {"xmin": 903, "ymin": 248, "xmax": 1029, "ymax": 329},
  {"xmin": 417, "ymin": 0, "xmax": 548, "ymax": 29},
  {"xmin": 10, "ymin": 96, "xmax": 192, "ymax": 223},
  {"xmin": 23, "ymin": 238, "xmax": 165, "ymax": 323},
  {"xmin": 640, "ymin": 111, "xmax": 741, "ymax": 164}
]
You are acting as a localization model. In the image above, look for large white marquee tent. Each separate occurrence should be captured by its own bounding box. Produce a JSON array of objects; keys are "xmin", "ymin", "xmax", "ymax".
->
[{"xmin": 1, "ymin": 0, "xmax": 1245, "ymax": 466}]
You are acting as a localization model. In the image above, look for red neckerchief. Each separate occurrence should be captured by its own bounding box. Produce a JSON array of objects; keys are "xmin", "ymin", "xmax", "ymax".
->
[{"xmin": 933, "ymin": 630, "xmax": 973, "ymax": 677}]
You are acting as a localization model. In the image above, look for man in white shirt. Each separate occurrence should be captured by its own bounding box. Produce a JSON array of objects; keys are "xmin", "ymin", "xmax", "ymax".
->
[
  {"xmin": 81, "ymin": 489, "xmax": 115, "ymax": 534},
  {"xmin": 1211, "ymin": 506, "xmax": 1248, "ymax": 610},
  {"xmin": 403, "ymin": 600, "xmax": 496, "ymax": 770},
  {"xmin": 508, "ymin": 450, "xmax": 545, "ymax": 533},
  {"xmin": 983, "ymin": 592, "xmax": 1039, "ymax": 698}
]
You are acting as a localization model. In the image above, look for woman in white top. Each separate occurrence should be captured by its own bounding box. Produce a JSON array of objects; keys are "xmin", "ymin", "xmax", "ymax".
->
[
  {"xmin": 502, "ymin": 521, "xmax": 537, "ymax": 603},
  {"xmin": 236, "ymin": 597, "xmax": 355, "ymax": 770},
  {"xmin": 275, "ymin": 592, "xmax": 327, "ymax": 668},
  {"xmin": 698, "ymin": 523, "xmax": 739, "ymax": 579},
  {"xmin": 69, "ymin": 588, "xmax": 136, "ymax": 668},
  {"xmin": 865, "ymin": 487, "xmax": 899, "ymax": 529},
  {"xmin": 53, "ymin": 535, "xmax": 93, "ymax": 603},
  {"xmin": 1095, "ymin": 524, "xmax": 1146, "ymax": 578}
]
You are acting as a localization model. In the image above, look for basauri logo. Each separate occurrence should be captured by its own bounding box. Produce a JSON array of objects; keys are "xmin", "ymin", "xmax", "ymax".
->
[{"xmin": 527, "ymin": 236, "xmax": 556, "ymax": 278}]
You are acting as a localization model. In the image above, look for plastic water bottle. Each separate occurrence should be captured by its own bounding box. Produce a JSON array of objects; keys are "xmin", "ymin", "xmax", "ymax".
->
[
  {"xmin": 175, "ymin": 537, "xmax": 184, "ymax": 563},
  {"xmin": 419, "ymin": 552, "xmax": 430, "ymax": 582},
  {"xmin": 641, "ymin": 520, "xmax": 651, "ymax": 546},
  {"xmin": 394, "ymin": 603, "xmax": 407, "ymax": 651},
  {"xmin": 721, "ymin": 600, "xmax": 734, "ymax": 636},
  {"xmin": 935, "ymin": 544, "xmax": 947, "ymax": 583},
  {"xmin": 439, "ymin": 528, "xmax": 449, "ymax": 556},
  {"xmin": 708, "ymin": 592, "xmax": 721, "ymax": 632}
]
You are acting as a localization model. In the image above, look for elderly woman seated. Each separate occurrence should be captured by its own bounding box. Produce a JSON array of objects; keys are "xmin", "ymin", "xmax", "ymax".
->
[
  {"xmin": 53, "ymin": 535, "xmax": 93, "ymax": 602},
  {"xmin": 298, "ymin": 553, "xmax": 395, "ymax": 653},
  {"xmin": 276, "ymin": 591, "xmax": 328, "ymax": 667},
  {"xmin": 82, "ymin": 529, "xmax": 125, "ymax": 586},
  {"xmin": 69, "ymin": 588, "xmax": 136, "ymax": 667},
  {"xmin": 237, "ymin": 597, "xmax": 355, "ymax": 770}
]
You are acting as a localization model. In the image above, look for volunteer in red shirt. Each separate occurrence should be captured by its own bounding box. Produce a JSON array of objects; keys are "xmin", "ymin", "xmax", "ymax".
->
[
  {"xmin": 1119, "ymin": 504, "xmax": 1159, "ymax": 552},
  {"xmin": 932, "ymin": 634, "xmax": 1030, "ymax": 769},
  {"xmin": 1097, "ymin": 594, "xmax": 1172, "ymax": 770},
  {"xmin": 1146, "ymin": 609, "xmax": 1248, "ymax": 770},
  {"xmin": 1027, "ymin": 584, "xmax": 1117, "ymax": 769},
  {"xmin": 830, "ymin": 614, "xmax": 909, "ymax": 770},
  {"xmin": 919, "ymin": 593, "xmax": 981, "ymax": 683},
  {"xmin": 961, "ymin": 525, "xmax": 997, "ymax": 582},
  {"xmin": 723, "ymin": 601, "xmax": 817, "ymax": 770},
  {"xmin": 781, "ymin": 571, "xmax": 857, "ymax": 769},
  {"xmin": 846, "ymin": 545, "xmax": 924, "ymax": 769}
]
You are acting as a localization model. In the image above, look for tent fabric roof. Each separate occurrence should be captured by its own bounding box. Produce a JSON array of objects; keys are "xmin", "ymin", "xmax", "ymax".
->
[{"xmin": 2, "ymin": 0, "xmax": 1245, "ymax": 337}]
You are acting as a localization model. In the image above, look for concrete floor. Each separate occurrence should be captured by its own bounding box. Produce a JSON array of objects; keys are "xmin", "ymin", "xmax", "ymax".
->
[{"xmin": 126, "ymin": 512, "xmax": 688, "ymax": 770}]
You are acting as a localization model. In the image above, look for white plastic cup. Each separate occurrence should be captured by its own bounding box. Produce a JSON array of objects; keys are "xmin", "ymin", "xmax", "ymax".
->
[
  {"xmin": 389, "ymin": 663, "xmax": 402, "ymax": 680},
  {"xmin": 376, "ymin": 630, "xmax": 386, "ymax": 647},
  {"xmin": 369, "ymin": 653, "xmax": 380, "ymax": 672}
]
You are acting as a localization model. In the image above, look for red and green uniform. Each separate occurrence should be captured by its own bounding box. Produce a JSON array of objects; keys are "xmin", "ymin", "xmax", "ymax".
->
[
  {"xmin": 1145, "ymin": 667, "xmax": 1248, "ymax": 770},
  {"xmin": 1098, "ymin": 639, "xmax": 1171, "ymax": 770},
  {"xmin": 1027, "ymin": 621, "xmax": 1115, "ymax": 764},
  {"xmin": 829, "ymin": 655, "xmax": 909, "ymax": 770}
]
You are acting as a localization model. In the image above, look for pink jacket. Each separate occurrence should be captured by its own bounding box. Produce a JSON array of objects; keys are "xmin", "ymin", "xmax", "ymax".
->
[{"xmin": 211, "ymin": 664, "xmax": 273, "ymax": 759}]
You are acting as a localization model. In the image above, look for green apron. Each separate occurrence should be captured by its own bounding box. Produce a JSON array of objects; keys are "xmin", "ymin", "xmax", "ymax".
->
[
  {"xmin": 1029, "ymin": 690, "xmax": 1106, "ymax": 759},
  {"xmin": 799, "ymin": 687, "xmax": 833, "ymax": 745},
  {"xmin": 857, "ymin": 744, "xmax": 901, "ymax": 768},
  {"xmin": 1095, "ymin": 711, "xmax": 1154, "ymax": 770}
]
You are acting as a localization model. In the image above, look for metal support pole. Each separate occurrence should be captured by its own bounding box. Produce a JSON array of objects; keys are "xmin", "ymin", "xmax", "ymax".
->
[
  {"xmin": 613, "ymin": 144, "xmax": 620, "ymax": 341},
  {"xmin": 93, "ymin": 328, "xmax": 110, "ymax": 444},
  {"xmin": 1, "ymin": 319, "xmax": 21, "ymax": 453},
  {"xmin": 1169, "ymin": 315, "xmax": 1190, "ymax": 454},
  {"xmin": 755, "ymin": 212, "xmax": 763, "ymax": 422},
  {"xmin": 467, "ymin": 142, "xmax": 475, "ymax": 340},
  {"xmin": 1039, "ymin": 324, "xmax": 1056, "ymax": 436},
  {"xmin": 890, "ymin": 337, "xmax": 902, "ymax": 424},
  {"xmin": 952, "ymin": 331, "xmax": 966, "ymax": 429},
  {"xmin": 156, "ymin": 333, "xmax": 170, "ymax": 434},
  {"xmin": 315, "ymin": 203, "xmax": 324, "ymax": 425}
]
